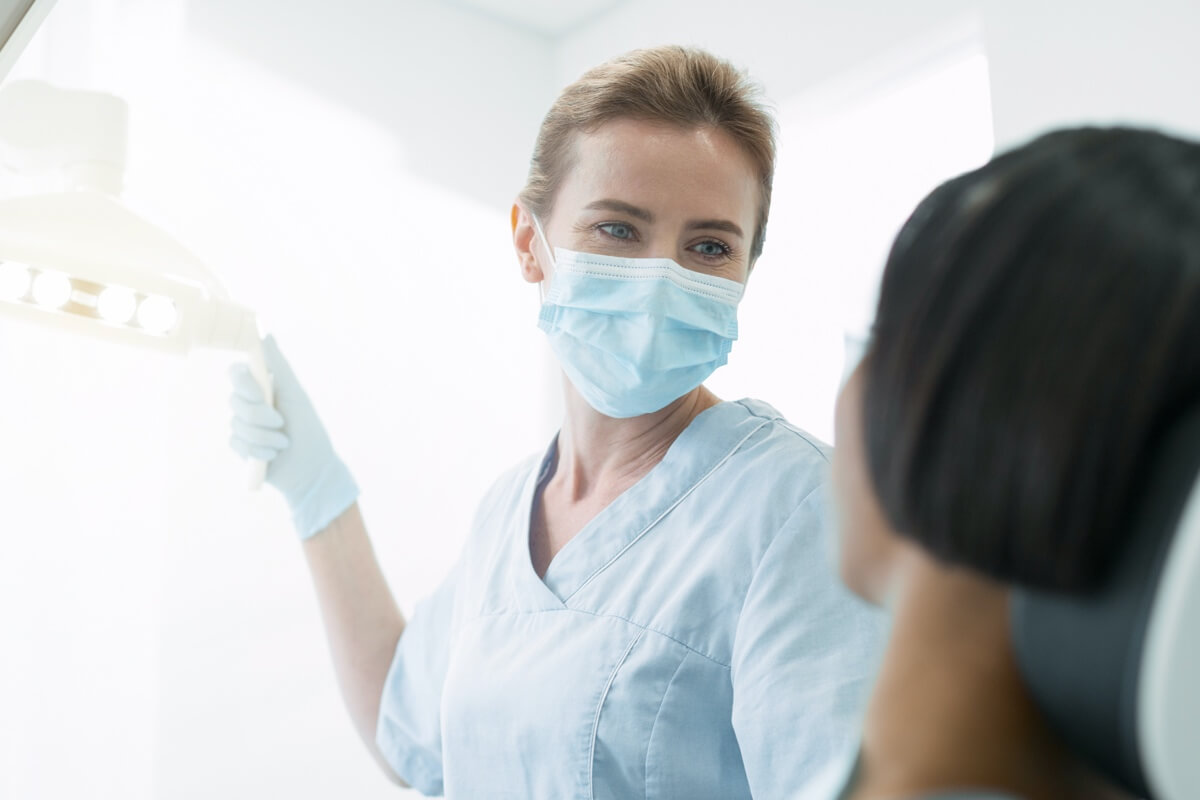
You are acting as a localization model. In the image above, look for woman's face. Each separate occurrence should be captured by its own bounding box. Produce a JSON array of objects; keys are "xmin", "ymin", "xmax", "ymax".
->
[
  {"xmin": 832, "ymin": 363, "xmax": 904, "ymax": 606},
  {"xmin": 518, "ymin": 118, "xmax": 760, "ymax": 286}
]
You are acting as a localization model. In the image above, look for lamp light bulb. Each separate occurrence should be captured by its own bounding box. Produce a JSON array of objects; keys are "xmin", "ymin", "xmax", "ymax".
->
[
  {"xmin": 31, "ymin": 271, "xmax": 72, "ymax": 308},
  {"xmin": 136, "ymin": 295, "xmax": 177, "ymax": 334},
  {"xmin": 97, "ymin": 286, "xmax": 137, "ymax": 324},
  {"xmin": 0, "ymin": 262, "xmax": 31, "ymax": 301}
]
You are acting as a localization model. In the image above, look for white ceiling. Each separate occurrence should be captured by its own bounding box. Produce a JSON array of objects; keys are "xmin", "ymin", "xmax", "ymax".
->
[{"xmin": 438, "ymin": 0, "xmax": 628, "ymax": 38}]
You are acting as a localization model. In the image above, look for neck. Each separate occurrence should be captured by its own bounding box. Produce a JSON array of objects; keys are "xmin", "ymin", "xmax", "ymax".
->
[
  {"xmin": 853, "ymin": 553, "xmax": 1118, "ymax": 800},
  {"xmin": 553, "ymin": 379, "xmax": 720, "ymax": 501}
]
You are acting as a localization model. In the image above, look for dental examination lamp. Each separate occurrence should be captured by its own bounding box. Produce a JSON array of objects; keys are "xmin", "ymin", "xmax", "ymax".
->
[{"xmin": 0, "ymin": 0, "xmax": 272, "ymax": 487}]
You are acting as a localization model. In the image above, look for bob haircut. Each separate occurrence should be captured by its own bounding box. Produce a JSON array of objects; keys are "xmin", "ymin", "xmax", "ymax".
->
[{"xmin": 863, "ymin": 126, "xmax": 1200, "ymax": 591}]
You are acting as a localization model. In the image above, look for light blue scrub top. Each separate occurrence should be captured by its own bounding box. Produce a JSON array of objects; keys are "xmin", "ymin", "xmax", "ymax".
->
[{"xmin": 376, "ymin": 399, "xmax": 886, "ymax": 798}]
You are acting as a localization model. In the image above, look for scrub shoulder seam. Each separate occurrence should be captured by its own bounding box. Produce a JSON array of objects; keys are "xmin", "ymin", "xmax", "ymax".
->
[
  {"xmin": 734, "ymin": 484, "xmax": 828, "ymax": 625},
  {"xmin": 735, "ymin": 400, "xmax": 831, "ymax": 464}
]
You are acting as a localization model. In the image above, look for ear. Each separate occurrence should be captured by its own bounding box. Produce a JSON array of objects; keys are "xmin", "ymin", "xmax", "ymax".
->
[{"xmin": 512, "ymin": 202, "xmax": 546, "ymax": 284}]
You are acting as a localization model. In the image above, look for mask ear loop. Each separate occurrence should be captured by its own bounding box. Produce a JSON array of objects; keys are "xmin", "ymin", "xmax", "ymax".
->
[{"xmin": 530, "ymin": 214, "xmax": 556, "ymax": 304}]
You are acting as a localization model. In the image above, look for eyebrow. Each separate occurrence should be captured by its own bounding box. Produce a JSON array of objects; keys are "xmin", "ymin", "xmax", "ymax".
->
[
  {"xmin": 687, "ymin": 219, "xmax": 744, "ymax": 238},
  {"xmin": 583, "ymin": 199, "xmax": 745, "ymax": 239},
  {"xmin": 585, "ymin": 199, "xmax": 654, "ymax": 222}
]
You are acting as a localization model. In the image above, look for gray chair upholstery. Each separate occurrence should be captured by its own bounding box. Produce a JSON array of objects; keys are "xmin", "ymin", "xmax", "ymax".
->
[{"xmin": 1011, "ymin": 406, "xmax": 1200, "ymax": 800}]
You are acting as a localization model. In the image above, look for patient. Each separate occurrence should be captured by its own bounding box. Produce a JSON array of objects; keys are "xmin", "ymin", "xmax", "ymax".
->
[{"xmin": 828, "ymin": 127, "xmax": 1200, "ymax": 800}]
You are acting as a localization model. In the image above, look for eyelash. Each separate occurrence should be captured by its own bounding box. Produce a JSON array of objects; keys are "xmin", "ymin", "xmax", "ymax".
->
[
  {"xmin": 591, "ymin": 222, "xmax": 736, "ymax": 262},
  {"xmin": 595, "ymin": 222, "xmax": 638, "ymax": 242}
]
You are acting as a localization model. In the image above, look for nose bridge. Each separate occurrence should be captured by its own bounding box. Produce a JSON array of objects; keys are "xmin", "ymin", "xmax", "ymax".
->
[{"xmin": 645, "ymin": 226, "xmax": 682, "ymax": 262}]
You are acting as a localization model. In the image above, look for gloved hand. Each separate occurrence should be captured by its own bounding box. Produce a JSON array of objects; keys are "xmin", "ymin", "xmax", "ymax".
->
[{"xmin": 229, "ymin": 335, "xmax": 359, "ymax": 539}]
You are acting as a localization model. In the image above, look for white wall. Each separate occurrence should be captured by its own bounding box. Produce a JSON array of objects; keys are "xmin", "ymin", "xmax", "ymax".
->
[
  {"xmin": 980, "ymin": 0, "xmax": 1200, "ymax": 148},
  {"xmin": 558, "ymin": 0, "xmax": 1200, "ymax": 148}
]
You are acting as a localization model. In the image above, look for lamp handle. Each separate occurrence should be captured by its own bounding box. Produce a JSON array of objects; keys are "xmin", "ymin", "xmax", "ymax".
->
[{"xmin": 244, "ymin": 337, "xmax": 274, "ymax": 491}]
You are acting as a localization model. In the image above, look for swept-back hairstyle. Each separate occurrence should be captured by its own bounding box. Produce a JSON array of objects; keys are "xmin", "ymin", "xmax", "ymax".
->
[
  {"xmin": 518, "ymin": 45, "xmax": 776, "ymax": 260},
  {"xmin": 864, "ymin": 127, "xmax": 1200, "ymax": 591}
]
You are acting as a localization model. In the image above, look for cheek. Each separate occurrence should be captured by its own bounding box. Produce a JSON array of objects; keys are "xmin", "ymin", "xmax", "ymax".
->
[
  {"xmin": 831, "ymin": 372, "xmax": 896, "ymax": 605},
  {"xmin": 832, "ymin": 452, "xmax": 878, "ymax": 600},
  {"xmin": 832, "ymin": 454, "xmax": 900, "ymax": 606},
  {"xmin": 835, "ymin": 509, "xmax": 895, "ymax": 605}
]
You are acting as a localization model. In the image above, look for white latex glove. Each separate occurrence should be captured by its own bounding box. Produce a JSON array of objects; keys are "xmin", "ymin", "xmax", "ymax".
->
[{"xmin": 229, "ymin": 335, "xmax": 359, "ymax": 539}]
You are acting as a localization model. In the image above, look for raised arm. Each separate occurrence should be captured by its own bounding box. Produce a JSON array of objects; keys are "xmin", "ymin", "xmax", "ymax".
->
[
  {"xmin": 303, "ymin": 503, "xmax": 407, "ymax": 782},
  {"xmin": 228, "ymin": 336, "xmax": 407, "ymax": 783}
]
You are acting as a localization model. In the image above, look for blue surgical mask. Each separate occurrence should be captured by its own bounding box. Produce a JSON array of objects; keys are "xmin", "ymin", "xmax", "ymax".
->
[{"xmin": 533, "ymin": 219, "xmax": 744, "ymax": 418}]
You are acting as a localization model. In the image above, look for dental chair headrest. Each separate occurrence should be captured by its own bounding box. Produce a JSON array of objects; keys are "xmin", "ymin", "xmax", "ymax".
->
[{"xmin": 1011, "ymin": 407, "xmax": 1200, "ymax": 800}]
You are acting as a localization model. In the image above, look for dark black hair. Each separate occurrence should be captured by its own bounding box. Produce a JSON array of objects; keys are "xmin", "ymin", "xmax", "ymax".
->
[{"xmin": 863, "ymin": 127, "xmax": 1200, "ymax": 591}]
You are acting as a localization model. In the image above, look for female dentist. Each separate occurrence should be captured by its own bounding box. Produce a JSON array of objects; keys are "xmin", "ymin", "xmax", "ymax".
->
[{"xmin": 229, "ymin": 45, "xmax": 883, "ymax": 798}]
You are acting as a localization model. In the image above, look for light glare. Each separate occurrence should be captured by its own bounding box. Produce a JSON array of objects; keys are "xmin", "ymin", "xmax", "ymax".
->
[
  {"xmin": 31, "ymin": 271, "xmax": 72, "ymax": 308},
  {"xmin": 97, "ymin": 287, "xmax": 137, "ymax": 323},
  {"xmin": 136, "ymin": 295, "xmax": 177, "ymax": 334},
  {"xmin": 0, "ymin": 262, "xmax": 31, "ymax": 301}
]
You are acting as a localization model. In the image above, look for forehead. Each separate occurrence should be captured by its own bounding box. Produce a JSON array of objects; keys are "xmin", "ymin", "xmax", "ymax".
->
[{"xmin": 553, "ymin": 118, "xmax": 760, "ymax": 226}]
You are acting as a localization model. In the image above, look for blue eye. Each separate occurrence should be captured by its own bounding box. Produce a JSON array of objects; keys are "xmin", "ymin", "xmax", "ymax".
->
[
  {"xmin": 692, "ymin": 240, "xmax": 732, "ymax": 259},
  {"xmin": 598, "ymin": 223, "xmax": 636, "ymax": 240}
]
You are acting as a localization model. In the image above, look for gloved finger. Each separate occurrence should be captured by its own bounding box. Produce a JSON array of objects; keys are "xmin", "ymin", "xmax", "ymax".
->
[
  {"xmin": 229, "ymin": 362, "xmax": 266, "ymax": 404},
  {"xmin": 229, "ymin": 435, "xmax": 280, "ymax": 462},
  {"xmin": 261, "ymin": 335, "xmax": 300, "ymax": 388},
  {"xmin": 231, "ymin": 417, "xmax": 291, "ymax": 451},
  {"xmin": 229, "ymin": 393, "xmax": 285, "ymax": 429}
]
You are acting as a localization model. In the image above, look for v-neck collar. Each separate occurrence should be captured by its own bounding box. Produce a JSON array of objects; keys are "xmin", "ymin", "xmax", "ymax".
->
[{"xmin": 508, "ymin": 399, "xmax": 775, "ymax": 607}]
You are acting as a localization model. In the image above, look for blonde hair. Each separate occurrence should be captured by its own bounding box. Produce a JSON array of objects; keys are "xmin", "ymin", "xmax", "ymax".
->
[{"xmin": 518, "ymin": 45, "xmax": 777, "ymax": 260}]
